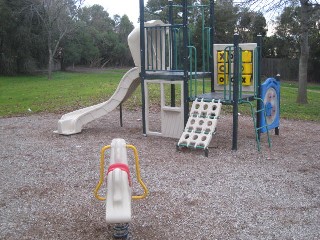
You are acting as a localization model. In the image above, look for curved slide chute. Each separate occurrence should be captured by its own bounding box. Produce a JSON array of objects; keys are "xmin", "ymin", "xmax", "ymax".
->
[{"xmin": 56, "ymin": 67, "xmax": 140, "ymax": 135}]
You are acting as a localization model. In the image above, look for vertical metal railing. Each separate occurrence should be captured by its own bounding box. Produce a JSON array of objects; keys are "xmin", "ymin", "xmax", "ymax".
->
[
  {"xmin": 144, "ymin": 25, "xmax": 186, "ymax": 72},
  {"xmin": 238, "ymin": 48, "xmax": 243, "ymax": 101},
  {"xmin": 188, "ymin": 46, "xmax": 197, "ymax": 99},
  {"xmin": 223, "ymin": 46, "xmax": 233, "ymax": 101}
]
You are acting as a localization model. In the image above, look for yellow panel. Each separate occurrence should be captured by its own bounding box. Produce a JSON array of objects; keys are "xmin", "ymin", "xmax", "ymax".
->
[
  {"xmin": 241, "ymin": 75, "xmax": 252, "ymax": 86},
  {"xmin": 217, "ymin": 51, "xmax": 227, "ymax": 63},
  {"xmin": 217, "ymin": 74, "xmax": 252, "ymax": 86},
  {"xmin": 217, "ymin": 63, "xmax": 229, "ymax": 74},
  {"xmin": 217, "ymin": 50, "xmax": 234, "ymax": 63},
  {"xmin": 217, "ymin": 74, "xmax": 230, "ymax": 85},
  {"xmin": 241, "ymin": 63, "xmax": 253, "ymax": 74},
  {"xmin": 242, "ymin": 50, "xmax": 252, "ymax": 63},
  {"xmin": 218, "ymin": 63, "xmax": 253, "ymax": 74}
]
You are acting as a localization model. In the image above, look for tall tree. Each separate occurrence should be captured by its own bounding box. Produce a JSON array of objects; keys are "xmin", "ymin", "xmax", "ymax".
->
[
  {"xmin": 0, "ymin": 0, "xmax": 19, "ymax": 74},
  {"xmin": 237, "ymin": 8, "xmax": 267, "ymax": 42},
  {"xmin": 77, "ymin": 4, "xmax": 116, "ymax": 67},
  {"xmin": 242, "ymin": 0, "xmax": 320, "ymax": 104},
  {"xmin": 274, "ymin": 6, "xmax": 301, "ymax": 58},
  {"xmin": 115, "ymin": 15, "xmax": 134, "ymax": 66},
  {"xmin": 28, "ymin": 0, "xmax": 83, "ymax": 79},
  {"xmin": 212, "ymin": 0, "xmax": 239, "ymax": 43},
  {"xmin": 68, "ymin": 4, "xmax": 134, "ymax": 68},
  {"xmin": 0, "ymin": 0, "xmax": 46, "ymax": 74}
]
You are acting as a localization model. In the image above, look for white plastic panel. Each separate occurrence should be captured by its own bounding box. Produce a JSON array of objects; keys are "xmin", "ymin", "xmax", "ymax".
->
[
  {"xmin": 145, "ymin": 80, "xmax": 184, "ymax": 139},
  {"xmin": 178, "ymin": 99, "xmax": 222, "ymax": 150}
]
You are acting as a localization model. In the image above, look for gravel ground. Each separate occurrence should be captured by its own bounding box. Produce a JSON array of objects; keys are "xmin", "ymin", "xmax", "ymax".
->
[{"xmin": 1, "ymin": 109, "xmax": 319, "ymax": 239}]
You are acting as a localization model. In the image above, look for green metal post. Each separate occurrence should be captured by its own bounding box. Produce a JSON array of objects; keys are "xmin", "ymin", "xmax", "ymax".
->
[
  {"xmin": 182, "ymin": 0, "xmax": 189, "ymax": 125},
  {"xmin": 232, "ymin": 34, "xmax": 240, "ymax": 150},
  {"xmin": 256, "ymin": 35, "xmax": 262, "ymax": 140},
  {"xmin": 201, "ymin": 7, "xmax": 205, "ymax": 74},
  {"xmin": 201, "ymin": 6, "xmax": 205, "ymax": 94},
  {"xmin": 169, "ymin": 0, "xmax": 175, "ymax": 107},
  {"xmin": 210, "ymin": 0, "xmax": 215, "ymax": 93}
]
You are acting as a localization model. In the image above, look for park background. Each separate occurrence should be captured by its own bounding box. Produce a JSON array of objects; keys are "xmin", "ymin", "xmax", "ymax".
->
[{"xmin": 1, "ymin": 0, "xmax": 319, "ymax": 82}]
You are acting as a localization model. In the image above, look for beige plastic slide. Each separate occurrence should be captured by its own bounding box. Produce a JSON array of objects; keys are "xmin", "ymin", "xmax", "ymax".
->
[
  {"xmin": 56, "ymin": 20, "xmax": 165, "ymax": 135},
  {"xmin": 56, "ymin": 67, "xmax": 140, "ymax": 135}
]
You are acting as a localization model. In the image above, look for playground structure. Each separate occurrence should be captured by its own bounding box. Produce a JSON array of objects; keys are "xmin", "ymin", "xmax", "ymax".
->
[
  {"xmin": 137, "ymin": 0, "xmax": 280, "ymax": 154},
  {"xmin": 94, "ymin": 138, "xmax": 148, "ymax": 238},
  {"xmin": 56, "ymin": 0, "xmax": 280, "ymax": 154}
]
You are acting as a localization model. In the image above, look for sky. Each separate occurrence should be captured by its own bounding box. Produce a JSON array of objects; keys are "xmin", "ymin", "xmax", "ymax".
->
[{"xmin": 84, "ymin": 0, "xmax": 142, "ymax": 26}]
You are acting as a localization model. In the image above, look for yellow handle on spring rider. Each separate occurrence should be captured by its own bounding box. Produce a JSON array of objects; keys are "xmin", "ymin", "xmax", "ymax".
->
[{"xmin": 93, "ymin": 144, "xmax": 149, "ymax": 201}]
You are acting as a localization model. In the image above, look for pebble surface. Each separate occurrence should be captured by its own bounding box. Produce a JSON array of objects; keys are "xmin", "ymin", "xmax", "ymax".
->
[{"xmin": 0, "ymin": 110, "xmax": 319, "ymax": 239}]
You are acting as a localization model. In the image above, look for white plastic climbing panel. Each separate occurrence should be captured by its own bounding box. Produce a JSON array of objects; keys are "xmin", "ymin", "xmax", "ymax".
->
[{"xmin": 177, "ymin": 99, "xmax": 222, "ymax": 151}]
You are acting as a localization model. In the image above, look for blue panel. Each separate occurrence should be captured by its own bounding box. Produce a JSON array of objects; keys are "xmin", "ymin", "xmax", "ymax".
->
[{"xmin": 259, "ymin": 78, "xmax": 280, "ymax": 133}]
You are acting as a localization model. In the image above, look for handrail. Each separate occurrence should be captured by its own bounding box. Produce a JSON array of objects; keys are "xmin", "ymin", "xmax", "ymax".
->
[
  {"xmin": 188, "ymin": 45, "xmax": 197, "ymax": 99},
  {"xmin": 126, "ymin": 145, "xmax": 149, "ymax": 199},
  {"xmin": 94, "ymin": 144, "xmax": 149, "ymax": 201},
  {"xmin": 223, "ymin": 46, "xmax": 233, "ymax": 101},
  {"xmin": 238, "ymin": 47, "xmax": 243, "ymax": 101},
  {"xmin": 94, "ymin": 145, "xmax": 111, "ymax": 201},
  {"xmin": 172, "ymin": 27, "xmax": 181, "ymax": 70},
  {"xmin": 205, "ymin": 27, "xmax": 212, "ymax": 59},
  {"xmin": 170, "ymin": 4, "xmax": 209, "ymax": 8}
]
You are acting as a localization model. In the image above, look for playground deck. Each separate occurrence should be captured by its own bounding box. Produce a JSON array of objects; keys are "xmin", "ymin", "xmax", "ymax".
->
[
  {"xmin": 145, "ymin": 71, "xmax": 211, "ymax": 80},
  {"xmin": 196, "ymin": 92, "xmax": 255, "ymax": 103}
]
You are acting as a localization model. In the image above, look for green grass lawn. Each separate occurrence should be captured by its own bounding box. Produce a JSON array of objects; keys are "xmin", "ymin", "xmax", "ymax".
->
[
  {"xmin": 0, "ymin": 70, "xmax": 319, "ymax": 122},
  {"xmin": 279, "ymin": 82, "xmax": 320, "ymax": 121},
  {"xmin": 233, "ymin": 80, "xmax": 320, "ymax": 121},
  {"xmin": 0, "ymin": 69, "xmax": 128, "ymax": 116}
]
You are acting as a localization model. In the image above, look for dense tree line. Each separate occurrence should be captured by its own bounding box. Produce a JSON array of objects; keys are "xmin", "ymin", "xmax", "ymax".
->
[
  {"xmin": 0, "ymin": 0, "xmax": 134, "ymax": 77},
  {"xmin": 264, "ymin": 5, "xmax": 320, "ymax": 83},
  {"xmin": 0, "ymin": 0, "xmax": 319, "ymax": 86}
]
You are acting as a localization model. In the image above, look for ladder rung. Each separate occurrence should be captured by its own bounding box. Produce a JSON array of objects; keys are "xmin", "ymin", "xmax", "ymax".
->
[
  {"xmin": 254, "ymin": 108, "xmax": 265, "ymax": 113},
  {"xmin": 256, "ymin": 125, "xmax": 268, "ymax": 131}
]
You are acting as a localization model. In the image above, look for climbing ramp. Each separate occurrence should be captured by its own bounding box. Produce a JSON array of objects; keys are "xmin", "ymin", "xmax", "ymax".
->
[{"xmin": 177, "ymin": 99, "xmax": 222, "ymax": 156}]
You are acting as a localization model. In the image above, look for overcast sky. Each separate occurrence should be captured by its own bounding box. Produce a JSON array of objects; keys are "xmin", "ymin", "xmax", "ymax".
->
[{"xmin": 84, "ymin": 0, "xmax": 142, "ymax": 26}]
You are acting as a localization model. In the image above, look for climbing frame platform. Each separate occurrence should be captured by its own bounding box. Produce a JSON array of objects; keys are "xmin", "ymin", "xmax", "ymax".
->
[{"xmin": 177, "ymin": 98, "xmax": 222, "ymax": 156}]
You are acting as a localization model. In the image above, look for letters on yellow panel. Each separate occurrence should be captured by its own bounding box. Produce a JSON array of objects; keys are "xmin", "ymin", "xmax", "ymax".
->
[
  {"xmin": 241, "ymin": 75, "xmax": 252, "ymax": 86},
  {"xmin": 217, "ymin": 63, "xmax": 252, "ymax": 75},
  {"xmin": 217, "ymin": 63, "xmax": 229, "ymax": 74},
  {"xmin": 217, "ymin": 74, "xmax": 230, "ymax": 85},
  {"xmin": 217, "ymin": 50, "xmax": 253, "ymax": 63},
  {"xmin": 217, "ymin": 74, "xmax": 252, "ymax": 86},
  {"xmin": 217, "ymin": 51, "xmax": 228, "ymax": 63}
]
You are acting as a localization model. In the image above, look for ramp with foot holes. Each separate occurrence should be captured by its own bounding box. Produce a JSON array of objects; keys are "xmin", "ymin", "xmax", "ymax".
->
[{"xmin": 177, "ymin": 99, "xmax": 222, "ymax": 155}]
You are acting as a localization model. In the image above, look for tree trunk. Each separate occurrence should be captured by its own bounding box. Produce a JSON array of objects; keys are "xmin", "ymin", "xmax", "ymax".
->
[
  {"xmin": 47, "ymin": 29, "xmax": 53, "ymax": 80},
  {"xmin": 297, "ymin": 0, "xmax": 309, "ymax": 104},
  {"xmin": 48, "ymin": 48, "xmax": 53, "ymax": 80}
]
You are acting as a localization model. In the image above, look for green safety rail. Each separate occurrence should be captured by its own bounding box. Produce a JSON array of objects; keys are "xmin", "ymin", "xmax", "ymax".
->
[
  {"xmin": 144, "ymin": 3, "xmax": 212, "ymax": 101},
  {"xmin": 221, "ymin": 46, "xmax": 263, "ymax": 103}
]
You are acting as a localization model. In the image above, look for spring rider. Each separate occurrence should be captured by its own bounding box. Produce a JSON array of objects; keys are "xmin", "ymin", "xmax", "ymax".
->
[{"xmin": 94, "ymin": 138, "xmax": 149, "ymax": 239}]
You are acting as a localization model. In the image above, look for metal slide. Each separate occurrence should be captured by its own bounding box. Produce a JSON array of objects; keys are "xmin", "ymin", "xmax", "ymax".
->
[{"xmin": 56, "ymin": 67, "xmax": 140, "ymax": 135}]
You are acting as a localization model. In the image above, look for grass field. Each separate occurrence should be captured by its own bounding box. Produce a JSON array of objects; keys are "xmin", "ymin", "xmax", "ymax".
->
[
  {"xmin": 0, "ymin": 69, "xmax": 319, "ymax": 121},
  {"xmin": 0, "ymin": 69, "xmax": 128, "ymax": 116}
]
